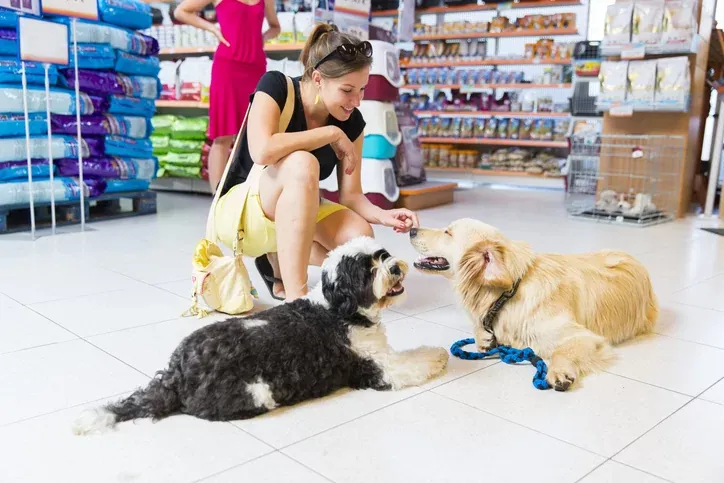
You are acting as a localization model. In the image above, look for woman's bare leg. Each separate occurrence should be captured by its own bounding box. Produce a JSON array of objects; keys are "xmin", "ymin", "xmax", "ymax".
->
[
  {"xmin": 208, "ymin": 135, "xmax": 234, "ymax": 193},
  {"xmin": 266, "ymin": 241, "xmax": 327, "ymax": 299},
  {"xmin": 258, "ymin": 151, "xmax": 320, "ymax": 300}
]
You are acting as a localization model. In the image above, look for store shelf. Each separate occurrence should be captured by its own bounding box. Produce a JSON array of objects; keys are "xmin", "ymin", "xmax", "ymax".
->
[
  {"xmin": 427, "ymin": 166, "xmax": 563, "ymax": 178},
  {"xmin": 413, "ymin": 28, "xmax": 578, "ymax": 41},
  {"xmin": 402, "ymin": 83, "xmax": 572, "ymax": 90},
  {"xmin": 371, "ymin": 0, "xmax": 582, "ymax": 17},
  {"xmin": 414, "ymin": 110, "xmax": 570, "ymax": 118},
  {"xmin": 402, "ymin": 58, "xmax": 571, "ymax": 68},
  {"xmin": 419, "ymin": 137, "xmax": 568, "ymax": 148},
  {"xmin": 159, "ymin": 43, "xmax": 304, "ymax": 56},
  {"xmin": 155, "ymin": 100, "xmax": 210, "ymax": 109}
]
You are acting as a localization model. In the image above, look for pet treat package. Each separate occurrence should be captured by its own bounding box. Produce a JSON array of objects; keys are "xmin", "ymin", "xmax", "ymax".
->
[
  {"xmin": 627, "ymin": 60, "xmax": 658, "ymax": 104},
  {"xmin": 392, "ymin": 103, "xmax": 426, "ymax": 186},
  {"xmin": 655, "ymin": 56, "xmax": 690, "ymax": 106},
  {"xmin": 603, "ymin": 2, "xmax": 634, "ymax": 48},
  {"xmin": 662, "ymin": 0, "xmax": 697, "ymax": 47},
  {"xmin": 599, "ymin": 61, "xmax": 629, "ymax": 104},
  {"xmin": 632, "ymin": 0, "xmax": 665, "ymax": 46}
]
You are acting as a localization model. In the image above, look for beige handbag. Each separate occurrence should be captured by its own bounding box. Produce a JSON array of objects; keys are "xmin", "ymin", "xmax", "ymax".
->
[{"xmin": 183, "ymin": 75, "xmax": 295, "ymax": 317}]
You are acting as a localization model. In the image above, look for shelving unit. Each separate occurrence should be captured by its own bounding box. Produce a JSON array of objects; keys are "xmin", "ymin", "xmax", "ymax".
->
[{"xmin": 397, "ymin": 0, "xmax": 589, "ymax": 182}]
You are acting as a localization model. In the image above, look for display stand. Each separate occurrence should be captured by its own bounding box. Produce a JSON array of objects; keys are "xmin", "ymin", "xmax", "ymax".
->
[{"xmin": 599, "ymin": 0, "xmax": 716, "ymax": 218}]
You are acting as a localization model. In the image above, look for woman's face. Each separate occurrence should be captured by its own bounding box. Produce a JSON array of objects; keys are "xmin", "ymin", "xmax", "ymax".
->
[{"xmin": 318, "ymin": 66, "xmax": 370, "ymax": 121}]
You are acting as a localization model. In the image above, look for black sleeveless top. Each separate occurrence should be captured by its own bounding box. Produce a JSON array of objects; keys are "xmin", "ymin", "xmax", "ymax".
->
[{"xmin": 219, "ymin": 70, "xmax": 366, "ymax": 196}]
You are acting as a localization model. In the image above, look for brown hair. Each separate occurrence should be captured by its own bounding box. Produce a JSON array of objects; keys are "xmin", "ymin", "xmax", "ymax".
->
[{"xmin": 300, "ymin": 23, "xmax": 373, "ymax": 80}]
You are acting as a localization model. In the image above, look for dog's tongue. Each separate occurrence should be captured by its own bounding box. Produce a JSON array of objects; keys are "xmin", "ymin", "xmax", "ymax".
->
[{"xmin": 387, "ymin": 282, "xmax": 404, "ymax": 295}]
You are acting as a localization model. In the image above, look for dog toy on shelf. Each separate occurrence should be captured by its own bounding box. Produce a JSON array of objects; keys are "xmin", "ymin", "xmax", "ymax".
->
[{"xmin": 450, "ymin": 338, "xmax": 551, "ymax": 390}]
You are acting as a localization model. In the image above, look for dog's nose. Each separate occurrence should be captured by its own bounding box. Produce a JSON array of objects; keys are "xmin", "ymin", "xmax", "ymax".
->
[
  {"xmin": 390, "ymin": 265, "xmax": 401, "ymax": 276},
  {"xmin": 409, "ymin": 228, "xmax": 418, "ymax": 238}
]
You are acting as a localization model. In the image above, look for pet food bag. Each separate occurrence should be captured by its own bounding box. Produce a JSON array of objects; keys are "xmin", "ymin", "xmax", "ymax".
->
[
  {"xmin": 107, "ymin": 95, "xmax": 156, "ymax": 117},
  {"xmin": 0, "ymin": 160, "xmax": 53, "ymax": 182},
  {"xmin": 97, "ymin": 0, "xmax": 153, "ymax": 30},
  {"xmin": 68, "ymin": 44, "xmax": 116, "ymax": 70},
  {"xmin": 603, "ymin": 2, "xmax": 634, "ymax": 48},
  {"xmin": 599, "ymin": 61, "xmax": 629, "ymax": 105},
  {"xmin": 627, "ymin": 60, "xmax": 657, "ymax": 104},
  {"xmin": 655, "ymin": 56, "xmax": 690, "ymax": 107},
  {"xmin": 0, "ymin": 135, "xmax": 102, "ymax": 163},
  {"xmin": 51, "ymin": 114, "xmax": 153, "ymax": 139},
  {"xmin": 662, "ymin": 0, "xmax": 697, "ymax": 47},
  {"xmin": 0, "ymin": 85, "xmax": 102, "ymax": 115},
  {"xmin": 0, "ymin": 177, "xmax": 91, "ymax": 206},
  {"xmin": 632, "ymin": 0, "xmax": 665, "ymax": 46}
]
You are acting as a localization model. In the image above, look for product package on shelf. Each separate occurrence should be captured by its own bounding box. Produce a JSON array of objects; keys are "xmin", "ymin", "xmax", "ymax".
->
[
  {"xmin": 153, "ymin": 114, "xmax": 208, "ymax": 178},
  {"xmin": 0, "ymin": 2, "xmax": 159, "ymax": 206},
  {"xmin": 597, "ymin": 57, "xmax": 690, "ymax": 111},
  {"xmin": 602, "ymin": 0, "xmax": 697, "ymax": 54}
]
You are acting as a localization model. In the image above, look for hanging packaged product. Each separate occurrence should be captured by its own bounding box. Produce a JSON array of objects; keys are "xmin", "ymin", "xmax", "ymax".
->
[
  {"xmin": 662, "ymin": 0, "xmax": 698, "ymax": 47},
  {"xmin": 632, "ymin": 0, "xmax": 665, "ymax": 47},
  {"xmin": 603, "ymin": 2, "xmax": 634, "ymax": 48},
  {"xmin": 655, "ymin": 56, "xmax": 690, "ymax": 108},
  {"xmin": 598, "ymin": 61, "xmax": 629, "ymax": 105},
  {"xmin": 627, "ymin": 60, "xmax": 658, "ymax": 105}
]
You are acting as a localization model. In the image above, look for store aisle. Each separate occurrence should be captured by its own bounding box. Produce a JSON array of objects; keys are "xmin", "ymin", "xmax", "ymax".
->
[{"xmin": 1, "ymin": 187, "xmax": 724, "ymax": 483}]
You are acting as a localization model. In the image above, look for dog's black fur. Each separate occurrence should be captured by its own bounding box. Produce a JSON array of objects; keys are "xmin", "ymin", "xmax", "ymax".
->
[
  {"xmin": 108, "ymin": 300, "xmax": 391, "ymax": 422},
  {"xmin": 76, "ymin": 238, "xmax": 409, "ymax": 431}
]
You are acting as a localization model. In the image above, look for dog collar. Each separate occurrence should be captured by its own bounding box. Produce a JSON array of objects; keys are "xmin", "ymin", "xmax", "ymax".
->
[{"xmin": 481, "ymin": 278, "xmax": 521, "ymax": 347}]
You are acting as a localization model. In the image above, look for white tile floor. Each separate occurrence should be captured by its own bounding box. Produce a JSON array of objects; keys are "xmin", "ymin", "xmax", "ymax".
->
[{"xmin": 1, "ymin": 186, "xmax": 724, "ymax": 483}]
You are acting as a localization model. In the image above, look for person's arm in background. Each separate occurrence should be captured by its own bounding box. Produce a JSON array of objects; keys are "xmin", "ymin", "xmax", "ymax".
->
[
  {"xmin": 174, "ymin": 0, "xmax": 230, "ymax": 46},
  {"xmin": 262, "ymin": 0, "xmax": 281, "ymax": 42}
]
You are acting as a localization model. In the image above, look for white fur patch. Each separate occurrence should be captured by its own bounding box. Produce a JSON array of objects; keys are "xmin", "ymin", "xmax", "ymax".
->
[
  {"xmin": 246, "ymin": 378, "xmax": 277, "ymax": 409},
  {"xmin": 323, "ymin": 236, "xmax": 383, "ymax": 283},
  {"xmin": 72, "ymin": 408, "xmax": 117, "ymax": 436},
  {"xmin": 243, "ymin": 318, "xmax": 268, "ymax": 329},
  {"xmin": 302, "ymin": 283, "xmax": 329, "ymax": 308}
]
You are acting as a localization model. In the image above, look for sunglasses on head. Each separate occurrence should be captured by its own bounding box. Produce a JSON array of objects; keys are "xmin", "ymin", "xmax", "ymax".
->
[{"xmin": 314, "ymin": 41, "xmax": 373, "ymax": 70}]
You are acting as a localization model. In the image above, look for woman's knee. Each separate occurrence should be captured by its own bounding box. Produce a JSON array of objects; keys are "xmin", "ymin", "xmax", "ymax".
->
[
  {"xmin": 337, "ymin": 213, "xmax": 374, "ymax": 243},
  {"xmin": 279, "ymin": 151, "xmax": 319, "ymax": 188}
]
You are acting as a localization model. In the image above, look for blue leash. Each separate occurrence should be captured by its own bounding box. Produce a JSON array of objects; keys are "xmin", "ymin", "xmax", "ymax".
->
[{"xmin": 450, "ymin": 338, "xmax": 551, "ymax": 390}]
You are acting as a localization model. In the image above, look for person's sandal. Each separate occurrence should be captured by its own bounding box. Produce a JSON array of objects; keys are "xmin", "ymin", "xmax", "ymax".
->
[{"xmin": 255, "ymin": 255, "xmax": 285, "ymax": 301}]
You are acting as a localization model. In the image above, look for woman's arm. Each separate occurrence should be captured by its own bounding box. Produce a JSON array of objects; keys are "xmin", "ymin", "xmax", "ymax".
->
[
  {"xmin": 174, "ymin": 0, "xmax": 229, "ymax": 46},
  {"xmin": 262, "ymin": 0, "xmax": 281, "ymax": 41},
  {"xmin": 338, "ymin": 135, "xmax": 420, "ymax": 233},
  {"xmin": 338, "ymin": 135, "xmax": 386, "ymax": 224},
  {"xmin": 247, "ymin": 92, "xmax": 344, "ymax": 166}
]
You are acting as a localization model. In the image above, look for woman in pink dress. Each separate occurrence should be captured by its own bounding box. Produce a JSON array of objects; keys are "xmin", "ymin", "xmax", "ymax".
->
[{"xmin": 174, "ymin": 0, "xmax": 280, "ymax": 192}]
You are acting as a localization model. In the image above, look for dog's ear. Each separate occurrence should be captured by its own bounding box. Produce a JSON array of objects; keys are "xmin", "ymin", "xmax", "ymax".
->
[
  {"xmin": 458, "ymin": 240, "xmax": 513, "ymax": 289},
  {"xmin": 321, "ymin": 269, "xmax": 360, "ymax": 318}
]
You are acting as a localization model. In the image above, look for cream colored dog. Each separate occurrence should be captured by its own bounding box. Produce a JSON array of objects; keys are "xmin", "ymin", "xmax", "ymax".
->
[{"xmin": 409, "ymin": 218, "xmax": 658, "ymax": 391}]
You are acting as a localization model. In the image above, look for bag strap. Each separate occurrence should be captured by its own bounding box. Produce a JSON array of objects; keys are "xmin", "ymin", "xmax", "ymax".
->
[{"xmin": 205, "ymin": 75, "xmax": 296, "ymax": 241}]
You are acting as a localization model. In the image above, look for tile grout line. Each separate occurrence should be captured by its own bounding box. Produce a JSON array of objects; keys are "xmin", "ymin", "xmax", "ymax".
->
[
  {"xmin": 0, "ymin": 390, "xmax": 131, "ymax": 429},
  {"xmin": 431, "ymin": 390, "xmax": 610, "ymax": 460},
  {"xmin": 272, "ymin": 362, "xmax": 500, "ymax": 453},
  {"xmin": 190, "ymin": 450, "xmax": 281, "ymax": 483}
]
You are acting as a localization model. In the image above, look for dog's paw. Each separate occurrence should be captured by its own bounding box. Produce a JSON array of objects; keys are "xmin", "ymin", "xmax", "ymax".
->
[
  {"xmin": 547, "ymin": 366, "xmax": 577, "ymax": 392},
  {"xmin": 421, "ymin": 347, "xmax": 449, "ymax": 375},
  {"xmin": 473, "ymin": 328, "xmax": 496, "ymax": 353}
]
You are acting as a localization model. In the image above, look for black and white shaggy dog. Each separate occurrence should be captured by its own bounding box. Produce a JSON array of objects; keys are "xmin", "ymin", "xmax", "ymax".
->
[{"xmin": 73, "ymin": 237, "xmax": 449, "ymax": 434}]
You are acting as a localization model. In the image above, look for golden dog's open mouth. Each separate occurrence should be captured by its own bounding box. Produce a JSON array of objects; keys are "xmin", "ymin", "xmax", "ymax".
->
[
  {"xmin": 386, "ymin": 282, "xmax": 405, "ymax": 296},
  {"xmin": 414, "ymin": 257, "xmax": 451, "ymax": 271}
]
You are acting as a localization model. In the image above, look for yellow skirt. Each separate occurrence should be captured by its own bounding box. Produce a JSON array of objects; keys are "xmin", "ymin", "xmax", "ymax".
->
[{"xmin": 216, "ymin": 170, "xmax": 348, "ymax": 258}]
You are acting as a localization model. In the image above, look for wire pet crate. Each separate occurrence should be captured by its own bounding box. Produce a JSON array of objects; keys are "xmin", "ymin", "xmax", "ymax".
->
[{"xmin": 565, "ymin": 134, "xmax": 684, "ymax": 226}]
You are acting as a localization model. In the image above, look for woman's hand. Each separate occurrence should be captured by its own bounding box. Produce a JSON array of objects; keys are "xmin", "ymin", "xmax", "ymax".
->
[
  {"xmin": 212, "ymin": 25, "xmax": 230, "ymax": 47},
  {"xmin": 378, "ymin": 208, "xmax": 420, "ymax": 233},
  {"xmin": 330, "ymin": 130, "xmax": 358, "ymax": 175}
]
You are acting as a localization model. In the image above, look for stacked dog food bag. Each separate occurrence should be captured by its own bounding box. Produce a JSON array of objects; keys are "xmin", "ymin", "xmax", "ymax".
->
[
  {"xmin": 152, "ymin": 114, "xmax": 208, "ymax": 179},
  {"xmin": 0, "ymin": 0, "xmax": 159, "ymax": 208},
  {"xmin": 320, "ymin": 41, "xmax": 402, "ymax": 209}
]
